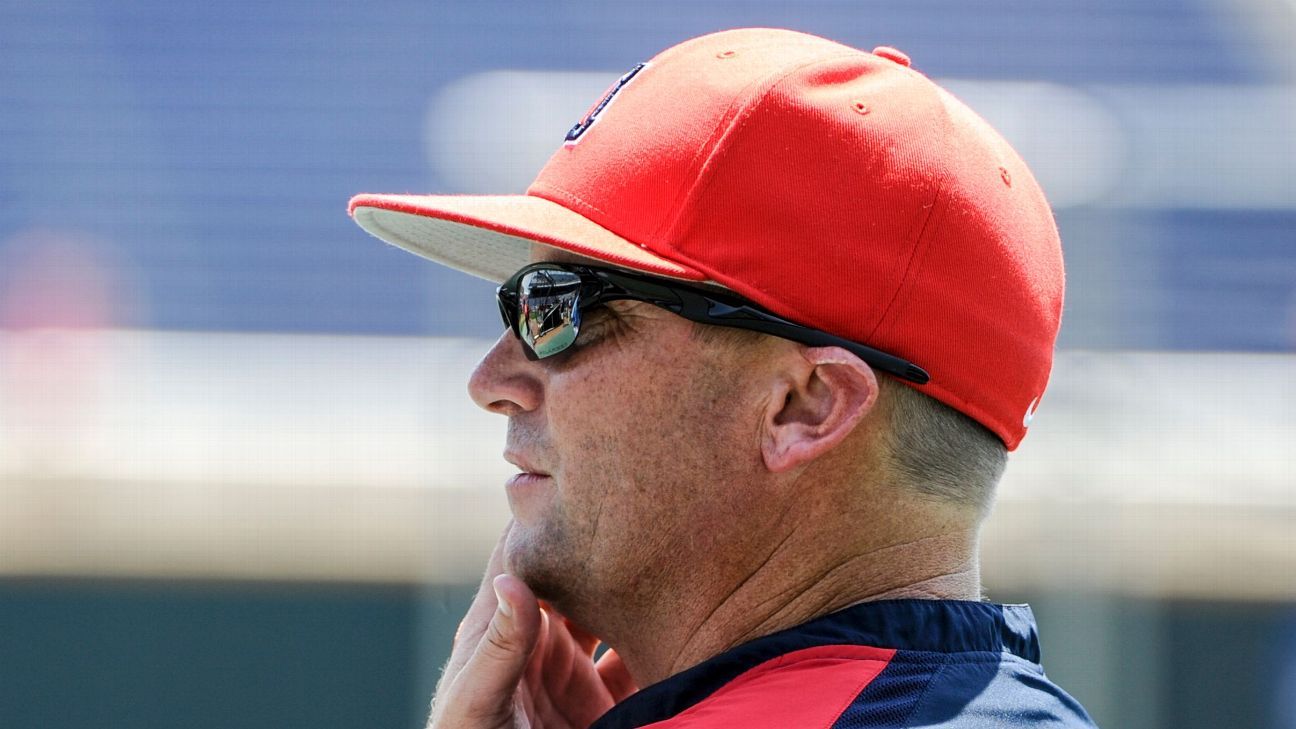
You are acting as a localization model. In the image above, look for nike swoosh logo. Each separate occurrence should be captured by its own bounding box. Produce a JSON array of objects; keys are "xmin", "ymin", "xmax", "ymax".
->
[{"xmin": 1023, "ymin": 397, "xmax": 1040, "ymax": 428}]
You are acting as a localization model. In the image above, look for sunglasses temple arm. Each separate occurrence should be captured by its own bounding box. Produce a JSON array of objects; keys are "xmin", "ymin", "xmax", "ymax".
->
[{"xmin": 698, "ymin": 300, "xmax": 930, "ymax": 385}]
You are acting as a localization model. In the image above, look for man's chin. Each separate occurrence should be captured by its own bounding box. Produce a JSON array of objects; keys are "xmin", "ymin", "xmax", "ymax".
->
[{"xmin": 503, "ymin": 527, "xmax": 584, "ymax": 606}]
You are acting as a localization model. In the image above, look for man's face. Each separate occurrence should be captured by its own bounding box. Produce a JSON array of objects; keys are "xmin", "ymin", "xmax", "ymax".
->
[{"xmin": 467, "ymin": 248, "xmax": 768, "ymax": 618}]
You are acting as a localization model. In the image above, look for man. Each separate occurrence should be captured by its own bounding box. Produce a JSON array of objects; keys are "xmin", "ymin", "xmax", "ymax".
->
[{"xmin": 351, "ymin": 28, "xmax": 1097, "ymax": 728}]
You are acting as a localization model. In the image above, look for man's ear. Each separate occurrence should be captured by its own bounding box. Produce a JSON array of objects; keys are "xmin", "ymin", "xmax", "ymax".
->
[{"xmin": 761, "ymin": 346, "xmax": 880, "ymax": 473}]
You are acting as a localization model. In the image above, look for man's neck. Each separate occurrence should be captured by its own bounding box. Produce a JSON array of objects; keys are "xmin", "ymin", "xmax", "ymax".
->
[{"xmin": 606, "ymin": 527, "xmax": 981, "ymax": 688}]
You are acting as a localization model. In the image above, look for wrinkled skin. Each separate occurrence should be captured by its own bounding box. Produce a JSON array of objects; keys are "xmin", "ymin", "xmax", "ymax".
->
[
  {"xmin": 427, "ymin": 246, "xmax": 888, "ymax": 728},
  {"xmin": 427, "ymin": 522, "xmax": 638, "ymax": 729}
]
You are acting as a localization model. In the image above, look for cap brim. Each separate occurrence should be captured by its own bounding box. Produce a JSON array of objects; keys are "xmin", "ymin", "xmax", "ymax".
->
[{"xmin": 348, "ymin": 193, "xmax": 707, "ymax": 284}]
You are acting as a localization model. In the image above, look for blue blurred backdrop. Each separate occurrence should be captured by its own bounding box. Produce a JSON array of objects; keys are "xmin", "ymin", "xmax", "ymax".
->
[{"xmin": 2, "ymin": 0, "xmax": 1292, "ymax": 346}]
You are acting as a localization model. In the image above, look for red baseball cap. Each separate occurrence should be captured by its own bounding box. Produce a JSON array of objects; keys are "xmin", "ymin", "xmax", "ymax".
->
[{"xmin": 349, "ymin": 28, "xmax": 1064, "ymax": 450}]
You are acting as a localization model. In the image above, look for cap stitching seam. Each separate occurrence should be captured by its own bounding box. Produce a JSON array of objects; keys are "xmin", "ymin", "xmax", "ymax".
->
[
  {"xmin": 864, "ymin": 178, "xmax": 945, "ymax": 344},
  {"xmin": 527, "ymin": 51, "xmax": 850, "ymax": 266},
  {"xmin": 861, "ymin": 187, "xmax": 1017, "ymax": 446},
  {"xmin": 530, "ymin": 52, "xmax": 831, "ymax": 251},
  {"xmin": 656, "ymin": 50, "xmax": 866, "ymax": 255},
  {"xmin": 528, "ymin": 184, "xmax": 619, "ymax": 233},
  {"xmin": 527, "ymin": 55, "xmax": 759, "ymax": 247}
]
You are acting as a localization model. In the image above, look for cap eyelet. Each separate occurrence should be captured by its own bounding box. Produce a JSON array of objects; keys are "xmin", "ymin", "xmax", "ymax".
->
[
  {"xmin": 999, "ymin": 167, "xmax": 1013, "ymax": 187},
  {"xmin": 716, "ymin": 50, "xmax": 737, "ymax": 59},
  {"xmin": 872, "ymin": 46, "xmax": 912, "ymax": 67},
  {"xmin": 852, "ymin": 100, "xmax": 870, "ymax": 115}
]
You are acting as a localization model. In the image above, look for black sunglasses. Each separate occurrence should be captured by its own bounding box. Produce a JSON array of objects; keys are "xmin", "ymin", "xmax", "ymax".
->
[{"xmin": 496, "ymin": 262, "xmax": 929, "ymax": 384}]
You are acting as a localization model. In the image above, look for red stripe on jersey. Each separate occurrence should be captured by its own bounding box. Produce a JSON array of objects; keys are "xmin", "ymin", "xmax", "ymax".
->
[{"xmin": 641, "ymin": 645, "xmax": 897, "ymax": 728}]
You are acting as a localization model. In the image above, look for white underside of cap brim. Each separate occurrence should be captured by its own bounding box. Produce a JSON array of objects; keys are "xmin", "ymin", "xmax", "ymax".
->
[{"xmin": 349, "ymin": 193, "xmax": 705, "ymax": 284}]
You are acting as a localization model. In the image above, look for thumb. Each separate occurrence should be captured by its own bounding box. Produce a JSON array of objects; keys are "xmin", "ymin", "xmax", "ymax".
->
[{"xmin": 441, "ymin": 575, "xmax": 541, "ymax": 724}]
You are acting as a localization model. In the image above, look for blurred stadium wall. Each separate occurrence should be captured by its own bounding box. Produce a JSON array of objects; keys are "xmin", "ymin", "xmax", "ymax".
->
[{"xmin": 1, "ymin": 1, "xmax": 1293, "ymax": 728}]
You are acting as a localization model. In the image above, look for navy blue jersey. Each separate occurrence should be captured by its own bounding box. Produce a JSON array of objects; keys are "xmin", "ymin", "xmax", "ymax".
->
[{"xmin": 590, "ymin": 600, "xmax": 1097, "ymax": 728}]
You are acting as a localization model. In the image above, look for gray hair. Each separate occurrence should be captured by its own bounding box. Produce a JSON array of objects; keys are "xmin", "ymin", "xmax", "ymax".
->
[
  {"xmin": 876, "ymin": 376, "xmax": 1006, "ymax": 515},
  {"xmin": 692, "ymin": 324, "xmax": 1006, "ymax": 514}
]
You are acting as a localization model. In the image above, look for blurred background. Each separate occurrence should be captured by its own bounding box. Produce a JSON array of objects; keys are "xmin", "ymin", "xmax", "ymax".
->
[{"xmin": 0, "ymin": 1, "xmax": 1293, "ymax": 727}]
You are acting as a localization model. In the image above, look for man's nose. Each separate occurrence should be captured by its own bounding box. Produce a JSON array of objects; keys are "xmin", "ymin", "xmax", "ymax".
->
[{"xmin": 468, "ymin": 331, "xmax": 543, "ymax": 416}]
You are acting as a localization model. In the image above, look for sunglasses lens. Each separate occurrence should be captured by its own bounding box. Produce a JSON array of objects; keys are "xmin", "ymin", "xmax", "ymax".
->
[{"xmin": 516, "ymin": 269, "xmax": 583, "ymax": 358}]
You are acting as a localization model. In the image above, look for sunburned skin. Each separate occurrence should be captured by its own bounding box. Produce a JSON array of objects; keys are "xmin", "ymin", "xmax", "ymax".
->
[{"xmin": 467, "ymin": 245, "xmax": 984, "ymax": 687}]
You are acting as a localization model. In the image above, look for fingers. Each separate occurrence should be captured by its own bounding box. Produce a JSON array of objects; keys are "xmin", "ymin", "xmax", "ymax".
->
[
  {"xmin": 523, "ymin": 607, "xmax": 551, "ymax": 688},
  {"xmin": 429, "ymin": 574, "xmax": 541, "ymax": 728},
  {"xmin": 528, "ymin": 606, "xmax": 622, "ymax": 729},
  {"xmin": 469, "ymin": 522, "xmax": 517, "ymax": 624},
  {"xmin": 536, "ymin": 600, "xmax": 598, "ymax": 656},
  {"xmin": 596, "ymin": 649, "xmax": 639, "ymax": 703},
  {"xmin": 427, "ymin": 520, "xmax": 634, "ymax": 728},
  {"xmin": 562, "ymin": 615, "xmax": 602, "ymax": 657},
  {"xmin": 443, "ymin": 522, "xmax": 515, "ymax": 682},
  {"xmin": 483, "ymin": 520, "xmax": 514, "ymax": 577},
  {"xmin": 469, "ymin": 575, "xmax": 543, "ymax": 687}
]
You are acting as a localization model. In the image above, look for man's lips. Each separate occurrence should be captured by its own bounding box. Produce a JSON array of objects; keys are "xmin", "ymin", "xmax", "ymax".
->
[
  {"xmin": 506, "ymin": 472, "xmax": 552, "ymax": 489},
  {"xmin": 502, "ymin": 448, "xmax": 549, "ymax": 482}
]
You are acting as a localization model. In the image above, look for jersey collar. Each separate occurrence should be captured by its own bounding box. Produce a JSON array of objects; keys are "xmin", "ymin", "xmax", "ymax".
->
[{"xmin": 591, "ymin": 599, "xmax": 1042, "ymax": 729}]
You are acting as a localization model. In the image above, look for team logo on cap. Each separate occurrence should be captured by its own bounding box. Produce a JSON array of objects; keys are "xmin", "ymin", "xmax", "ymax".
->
[
  {"xmin": 1022, "ymin": 397, "xmax": 1040, "ymax": 429},
  {"xmin": 565, "ymin": 62, "xmax": 648, "ymax": 146}
]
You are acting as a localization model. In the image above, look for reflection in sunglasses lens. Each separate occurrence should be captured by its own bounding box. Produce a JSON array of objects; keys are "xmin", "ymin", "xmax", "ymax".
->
[{"xmin": 520, "ymin": 270, "xmax": 583, "ymax": 358}]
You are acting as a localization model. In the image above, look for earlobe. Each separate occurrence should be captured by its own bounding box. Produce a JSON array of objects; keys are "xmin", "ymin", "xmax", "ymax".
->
[{"xmin": 761, "ymin": 347, "xmax": 879, "ymax": 473}]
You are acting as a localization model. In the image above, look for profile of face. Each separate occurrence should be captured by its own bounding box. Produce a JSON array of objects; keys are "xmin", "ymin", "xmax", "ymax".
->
[{"xmin": 467, "ymin": 248, "xmax": 770, "ymax": 621}]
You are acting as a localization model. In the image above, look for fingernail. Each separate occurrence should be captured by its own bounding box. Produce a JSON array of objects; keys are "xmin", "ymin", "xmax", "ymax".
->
[{"xmin": 493, "ymin": 581, "xmax": 513, "ymax": 619}]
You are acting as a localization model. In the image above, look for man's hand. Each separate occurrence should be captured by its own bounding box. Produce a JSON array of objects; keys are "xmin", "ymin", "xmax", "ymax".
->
[{"xmin": 428, "ymin": 523, "xmax": 638, "ymax": 728}]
